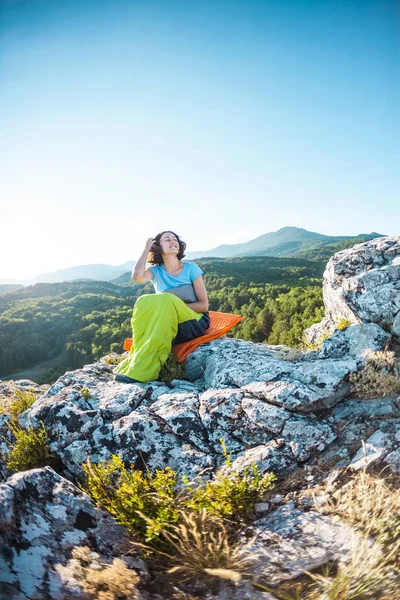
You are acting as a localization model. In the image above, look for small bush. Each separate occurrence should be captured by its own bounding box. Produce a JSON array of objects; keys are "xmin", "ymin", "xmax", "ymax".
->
[
  {"xmin": 81, "ymin": 451, "xmax": 276, "ymax": 556},
  {"xmin": 6, "ymin": 389, "xmax": 37, "ymax": 421},
  {"xmin": 336, "ymin": 318, "xmax": 352, "ymax": 331},
  {"xmin": 80, "ymin": 387, "xmax": 91, "ymax": 400},
  {"xmin": 159, "ymin": 354, "xmax": 185, "ymax": 386},
  {"xmin": 349, "ymin": 350, "xmax": 400, "ymax": 398},
  {"xmin": 81, "ymin": 455, "xmax": 179, "ymax": 543},
  {"xmin": 103, "ymin": 354, "xmax": 124, "ymax": 366},
  {"xmin": 56, "ymin": 545, "xmax": 140, "ymax": 600},
  {"xmin": 301, "ymin": 331, "xmax": 330, "ymax": 352},
  {"xmin": 183, "ymin": 463, "xmax": 276, "ymax": 519},
  {"xmin": 5, "ymin": 421, "xmax": 56, "ymax": 472}
]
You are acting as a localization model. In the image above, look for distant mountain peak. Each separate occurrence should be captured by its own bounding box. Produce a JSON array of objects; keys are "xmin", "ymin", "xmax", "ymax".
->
[{"xmin": 185, "ymin": 228, "xmax": 384, "ymax": 260}]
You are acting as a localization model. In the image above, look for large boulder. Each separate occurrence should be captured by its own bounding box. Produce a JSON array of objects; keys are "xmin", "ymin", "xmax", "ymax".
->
[
  {"xmin": 305, "ymin": 236, "xmax": 400, "ymax": 344},
  {"xmin": 0, "ymin": 467, "xmax": 147, "ymax": 600}
]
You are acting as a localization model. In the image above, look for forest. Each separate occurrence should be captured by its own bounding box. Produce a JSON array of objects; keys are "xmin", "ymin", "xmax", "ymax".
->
[{"xmin": 0, "ymin": 257, "xmax": 325, "ymax": 384}]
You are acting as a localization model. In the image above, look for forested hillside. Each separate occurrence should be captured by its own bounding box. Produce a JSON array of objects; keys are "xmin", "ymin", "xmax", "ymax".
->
[{"xmin": 0, "ymin": 257, "xmax": 324, "ymax": 384}]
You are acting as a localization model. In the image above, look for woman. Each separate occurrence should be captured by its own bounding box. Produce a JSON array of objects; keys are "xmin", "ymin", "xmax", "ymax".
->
[{"xmin": 114, "ymin": 231, "xmax": 210, "ymax": 383}]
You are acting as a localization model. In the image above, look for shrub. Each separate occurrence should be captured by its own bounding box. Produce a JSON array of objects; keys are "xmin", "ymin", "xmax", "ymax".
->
[
  {"xmin": 103, "ymin": 353, "xmax": 124, "ymax": 366},
  {"xmin": 1, "ymin": 389, "xmax": 56, "ymax": 473},
  {"xmin": 6, "ymin": 389, "xmax": 37, "ymax": 421},
  {"xmin": 5, "ymin": 421, "xmax": 56, "ymax": 472},
  {"xmin": 80, "ymin": 387, "xmax": 91, "ymax": 400},
  {"xmin": 159, "ymin": 354, "xmax": 184, "ymax": 386},
  {"xmin": 182, "ymin": 463, "xmax": 276, "ymax": 519},
  {"xmin": 81, "ymin": 455, "xmax": 179, "ymax": 543},
  {"xmin": 336, "ymin": 318, "xmax": 353, "ymax": 331},
  {"xmin": 81, "ymin": 451, "xmax": 276, "ymax": 556},
  {"xmin": 349, "ymin": 350, "xmax": 400, "ymax": 398}
]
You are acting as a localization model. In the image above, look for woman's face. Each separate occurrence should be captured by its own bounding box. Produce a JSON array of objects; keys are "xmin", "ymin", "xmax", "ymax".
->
[{"xmin": 159, "ymin": 231, "xmax": 180, "ymax": 256}]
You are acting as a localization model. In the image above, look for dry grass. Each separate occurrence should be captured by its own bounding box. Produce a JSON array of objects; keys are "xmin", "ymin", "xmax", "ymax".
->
[
  {"xmin": 304, "ymin": 469, "xmax": 400, "ymax": 599},
  {"xmin": 321, "ymin": 469, "xmax": 400, "ymax": 550},
  {"xmin": 349, "ymin": 350, "xmax": 400, "ymax": 398},
  {"xmin": 56, "ymin": 546, "xmax": 140, "ymax": 600},
  {"xmin": 138, "ymin": 509, "xmax": 256, "ymax": 585},
  {"xmin": 306, "ymin": 536, "xmax": 398, "ymax": 600}
]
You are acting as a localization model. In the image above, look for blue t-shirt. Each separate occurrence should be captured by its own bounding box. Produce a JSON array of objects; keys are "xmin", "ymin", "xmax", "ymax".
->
[{"xmin": 149, "ymin": 262, "xmax": 203, "ymax": 300}]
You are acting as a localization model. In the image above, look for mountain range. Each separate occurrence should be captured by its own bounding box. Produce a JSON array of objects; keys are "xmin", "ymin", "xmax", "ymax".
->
[
  {"xmin": 0, "ymin": 227, "xmax": 384, "ymax": 291},
  {"xmin": 184, "ymin": 227, "xmax": 383, "ymax": 259}
]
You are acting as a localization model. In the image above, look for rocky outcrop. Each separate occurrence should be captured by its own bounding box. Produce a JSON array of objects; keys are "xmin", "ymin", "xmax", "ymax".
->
[
  {"xmin": 5, "ymin": 332, "xmax": 385, "ymax": 485},
  {"xmin": 305, "ymin": 236, "xmax": 400, "ymax": 344},
  {"xmin": 1, "ymin": 235, "xmax": 400, "ymax": 599}
]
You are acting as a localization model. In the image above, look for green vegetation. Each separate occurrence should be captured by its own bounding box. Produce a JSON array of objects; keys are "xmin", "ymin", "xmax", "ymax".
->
[
  {"xmin": 80, "ymin": 387, "xmax": 91, "ymax": 400},
  {"xmin": 336, "ymin": 318, "xmax": 353, "ymax": 330},
  {"xmin": 3, "ymin": 389, "xmax": 36, "ymax": 419},
  {"xmin": 291, "ymin": 236, "xmax": 381, "ymax": 262},
  {"xmin": 5, "ymin": 421, "xmax": 56, "ymax": 472},
  {"xmin": 1, "ymin": 389, "xmax": 57, "ymax": 472},
  {"xmin": 183, "ymin": 464, "xmax": 276, "ymax": 518},
  {"xmin": 81, "ymin": 450, "xmax": 275, "ymax": 550},
  {"xmin": 0, "ymin": 279, "xmax": 152, "ymax": 382},
  {"xmin": 159, "ymin": 354, "xmax": 185, "ymax": 385},
  {"xmin": 0, "ymin": 257, "xmax": 325, "ymax": 383}
]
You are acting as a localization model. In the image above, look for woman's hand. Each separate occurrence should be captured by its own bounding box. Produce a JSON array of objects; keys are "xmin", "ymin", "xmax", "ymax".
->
[{"xmin": 145, "ymin": 237, "xmax": 155, "ymax": 253}]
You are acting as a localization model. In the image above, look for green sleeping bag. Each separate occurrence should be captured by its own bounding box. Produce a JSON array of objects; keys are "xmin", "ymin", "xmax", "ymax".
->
[{"xmin": 114, "ymin": 293, "xmax": 205, "ymax": 383}]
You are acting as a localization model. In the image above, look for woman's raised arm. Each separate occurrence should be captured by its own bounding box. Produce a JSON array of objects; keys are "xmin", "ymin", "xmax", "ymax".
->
[{"xmin": 132, "ymin": 238, "xmax": 154, "ymax": 282}]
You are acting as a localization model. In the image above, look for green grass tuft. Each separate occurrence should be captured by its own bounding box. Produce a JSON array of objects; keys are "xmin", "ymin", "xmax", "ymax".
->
[{"xmin": 5, "ymin": 421, "xmax": 56, "ymax": 472}]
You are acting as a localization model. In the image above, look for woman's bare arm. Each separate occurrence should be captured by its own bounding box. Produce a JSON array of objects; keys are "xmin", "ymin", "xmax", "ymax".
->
[
  {"xmin": 187, "ymin": 276, "xmax": 209, "ymax": 313},
  {"xmin": 132, "ymin": 238, "xmax": 154, "ymax": 282}
]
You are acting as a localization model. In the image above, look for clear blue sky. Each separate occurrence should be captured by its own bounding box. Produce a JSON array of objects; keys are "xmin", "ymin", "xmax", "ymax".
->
[{"xmin": 1, "ymin": 0, "xmax": 399, "ymax": 280}]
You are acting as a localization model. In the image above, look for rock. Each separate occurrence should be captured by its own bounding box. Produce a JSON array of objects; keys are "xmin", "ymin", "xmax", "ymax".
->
[
  {"xmin": 199, "ymin": 389, "xmax": 272, "ymax": 453},
  {"xmin": 393, "ymin": 311, "xmax": 400, "ymax": 338},
  {"xmin": 242, "ymin": 504, "xmax": 371, "ymax": 586},
  {"xmin": 170, "ymin": 379, "xmax": 204, "ymax": 392},
  {"xmin": 349, "ymin": 428, "xmax": 399, "ymax": 471},
  {"xmin": 227, "ymin": 443, "xmax": 294, "ymax": 478},
  {"xmin": 0, "ymin": 467, "xmax": 146, "ymax": 600},
  {"xmin": 241, "ymin": 397, "xmax": 291, "ymax": 434},
  {"xmin": 281, "ymin": 417, "xmax": 335, "ymax": 461},
  {"xmin": 204, "ymin": 583, "xmax": 278, "ymax": 599},
  {"xmin": 243, "ymin": 357, "xmax": 357, "ymax": 413},
  {"xmin": 304, "ymin": 316, "xmax": 336, "ymax": 347},
  {"xmin": 332, "ymin": 396, "xmax": 400, "ymax": 422},
  {"xmin": 305, "ymin": 236, "xmax": 400, "ymax": 343},
  {"xmin": 319, "ymin": 323, "xmax": 391, "ymax": 359},
  {"xmin": 0, "ymin": 414, "xmax": 12, "ymax": 481},
  {"xmin": 384, "ymin": 448, "xmax": 400, "ymax": 473}
]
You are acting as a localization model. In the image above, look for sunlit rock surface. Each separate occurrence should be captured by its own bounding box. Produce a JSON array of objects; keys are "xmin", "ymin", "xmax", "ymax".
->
[{"xmin": 1, "ymin": 235, "xmax": 400, "ymax": 599}]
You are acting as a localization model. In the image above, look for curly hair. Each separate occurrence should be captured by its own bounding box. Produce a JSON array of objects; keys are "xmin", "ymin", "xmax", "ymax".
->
[{"xmin": 147, "ymin": 231, "xmax": 187, "ymax": 266}]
